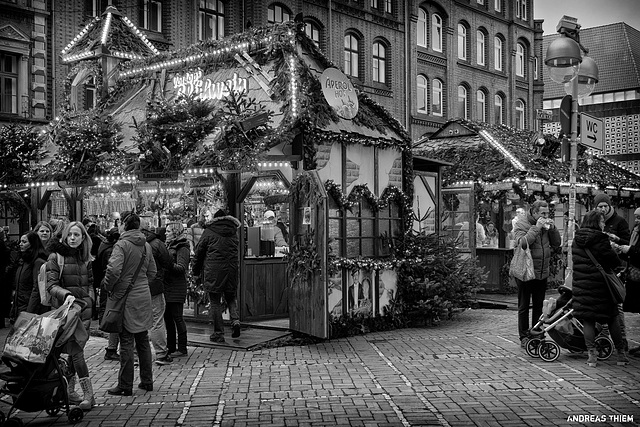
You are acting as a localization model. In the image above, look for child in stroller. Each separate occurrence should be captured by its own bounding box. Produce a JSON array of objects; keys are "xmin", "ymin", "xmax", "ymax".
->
[
  {"xmin": 523, "ymin": 286, "xmax": 614, "ymax": 362},
  {"xmin": 0, "ymin": 300, "xmax": 86, "ymax": 426}
]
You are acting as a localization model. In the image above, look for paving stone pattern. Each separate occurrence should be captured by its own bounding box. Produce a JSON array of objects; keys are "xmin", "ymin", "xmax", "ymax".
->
[{"xmin": 2, "ymin": 309, "xmax": 640, "ymax": 426}]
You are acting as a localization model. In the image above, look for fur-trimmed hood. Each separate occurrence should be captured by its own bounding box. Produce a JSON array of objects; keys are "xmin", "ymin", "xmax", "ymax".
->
[{"xmin": 206, "ymin": 215, "xmax": 241, "ymax": 237}]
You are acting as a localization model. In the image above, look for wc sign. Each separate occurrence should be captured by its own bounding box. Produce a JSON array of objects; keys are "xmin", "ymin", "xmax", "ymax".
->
[{"xmin": 580, "ymin": 113, "xmax": 603, "ymax": 151}]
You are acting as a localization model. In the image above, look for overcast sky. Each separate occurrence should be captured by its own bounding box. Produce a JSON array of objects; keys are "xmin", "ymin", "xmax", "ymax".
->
[{"xmin": 535, "ymin": 0, "xmax": 640, "ymax": 34}]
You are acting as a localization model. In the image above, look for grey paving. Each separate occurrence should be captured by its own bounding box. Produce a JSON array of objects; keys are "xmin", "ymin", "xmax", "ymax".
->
[{"xmin": 1, "ymin": 307, "xmax": 639, "ymax": 426}]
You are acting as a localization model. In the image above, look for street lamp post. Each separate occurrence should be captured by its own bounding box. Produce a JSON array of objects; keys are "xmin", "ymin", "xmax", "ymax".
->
[{"xmin": 544, "ymin": 15, "xmax": 599, "ymax": 280}]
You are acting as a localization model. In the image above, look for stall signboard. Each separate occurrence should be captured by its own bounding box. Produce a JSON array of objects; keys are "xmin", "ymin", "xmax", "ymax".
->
[
  {"xmin": 320, "ymin": 68, "xmax": 358, "ymax": 120},
  {"xmin": 173, "ymin": 70, "xmax": 248, "ymax": 101},
  {"xmin": 140, "ymin": 171, "xmax": 179, "ymax": 181}
]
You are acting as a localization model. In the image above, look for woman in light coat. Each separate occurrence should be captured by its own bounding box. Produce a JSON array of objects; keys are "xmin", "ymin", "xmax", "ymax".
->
[{"xmin": 102, "ymin": 211, "xmax": 157, "ymax": 396}]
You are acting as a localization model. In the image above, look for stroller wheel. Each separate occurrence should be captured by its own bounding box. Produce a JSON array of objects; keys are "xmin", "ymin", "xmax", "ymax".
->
[
  {"xmin": 46, "ymin": 406, "xmax": 62, "ymax": 416},
  {"xmin": 595, "ymin": 336, "xmax": 614, "ymax": 360},
  {"xmin": 68, "ymin": 406, "xmax": 84, "ymax": 424},
  {"xmin": 539, "ymin": 341, "xmax": 561, "ymax": 362},
  {"xmin": 4, "ymin": 416, "xmax": 24, "ymax": 427},
  {"xmin": 525, "ymin": 338, "xmax": 541, "ymax": 358}
]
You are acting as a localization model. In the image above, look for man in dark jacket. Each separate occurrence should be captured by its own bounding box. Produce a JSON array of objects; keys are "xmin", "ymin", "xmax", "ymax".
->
[
  {"xmin": 97, "ymin": 227, "xmax": 120, "ymax": 360},
  {"xmin": 512, "ymin": 201, "xmax": 561, "ymax": 348},
  {"xmin": 142, "ymin": 223, "xmax": 174, "ymax": 364},
  {"xmin": 192, "ymin": 209, "xmax": 241, "ymax": 343}
]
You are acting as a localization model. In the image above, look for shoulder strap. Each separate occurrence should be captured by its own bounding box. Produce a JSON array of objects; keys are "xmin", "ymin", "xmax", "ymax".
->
[
  {"xmin": 56, "ymin": 253, "xmax": 64, "ymax": 278},
  {"xmin": 584, "ymin": 248, "xmax": 606, "ymax": 274}
]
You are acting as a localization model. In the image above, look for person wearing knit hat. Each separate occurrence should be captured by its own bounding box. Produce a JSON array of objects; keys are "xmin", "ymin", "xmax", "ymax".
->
[
  {"xmin": 594, "ymin": 193, "xmax": 631, "ymax": 245},
  {"xmin": 615, "ymin": 206, "xmax": 640, "ymax": 355}
]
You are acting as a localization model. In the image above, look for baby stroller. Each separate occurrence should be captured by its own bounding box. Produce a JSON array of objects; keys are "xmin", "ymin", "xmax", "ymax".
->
[
  {"xmin": 0, "ymin": 298, "xmax": 85, "ymax": 426},
  {"xmin": 523, "ymin": 287, "xmax": 614, "ymax": 362}
]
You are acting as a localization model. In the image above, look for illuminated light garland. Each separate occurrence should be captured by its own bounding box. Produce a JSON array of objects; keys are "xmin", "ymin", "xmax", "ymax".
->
[
  {"xmin": 478, "ymin": 129, "xmax": 526, "ymax": 171},
  {"xmin": 101, "ymin": 11, "xmax": 112, "ymax": 45},
  {"xmin": 121, "ymin": 16, "xmax": 159, "ymax": 55},
  {"xmin": 95, "ymin": 175, "xmax": 137, "ymax": 183},
  {"xmin": 61, "ymin": 18, "xmax": 99, "ymax": 55},
  {"xmin": 289, "ymin": 55, "xmax": 298, "ymax": 118},
  {"xmin": 257, "ymin": 162, "xmax": 290, "ymax": 168},
  {"xmin": 184, "ymin": 167, "xmax": 217, "ymax": 175},
  {"xmin": 61, "ymin": 51, "xmax": 97, "ymax": 63}
]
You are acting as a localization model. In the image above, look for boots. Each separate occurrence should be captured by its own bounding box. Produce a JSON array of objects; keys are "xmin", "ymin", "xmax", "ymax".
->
[
  {"xmin": 104, "ymin": 348, "xmax": 119, "ymax": 361},
  {"xmin": 78, "ymin": 377, "xmax": 95, "ymax": 411},
  {"xmin": 587, "ymin": 349, "xmax": 598, "ymax": 367},
  {"xmin": 67, "ymin": 375, "xmax": 82, "ymax": 404},
  {"xmin": 616, "ymin": 349, "xmax": 629, "ymax": 366}
]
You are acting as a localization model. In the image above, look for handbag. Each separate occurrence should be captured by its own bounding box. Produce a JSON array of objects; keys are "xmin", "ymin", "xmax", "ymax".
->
[
  {"xmin": 99, "ymin": 247, "xmax": 146, "ymax": 333},
  {"xmin": 584, "ymin": 248, "xmax": 626, "ymax": 304},
  {"xmin": 509, "ymin": 238, "xmax": 535, "ymax": 281},
  {"xmin": 625, "ymin": 265, "xmax": 640, "ymax": 283},
  {"xmin": 38, "ymin": 253, "xmax": 64, "ymax": 306}
]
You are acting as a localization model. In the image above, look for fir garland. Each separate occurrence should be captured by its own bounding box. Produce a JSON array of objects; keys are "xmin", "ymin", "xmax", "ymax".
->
[{"xmin": 0, "ymin": 123, "xmax": 43, "ymax": 184}]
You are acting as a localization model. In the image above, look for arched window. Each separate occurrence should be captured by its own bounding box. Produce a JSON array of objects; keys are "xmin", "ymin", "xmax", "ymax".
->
[
  {"xmin": 417, "ymin": 75, "xmax": 428, "ymax": 113},
  {"xmin": 0, "ymin": 52, "xmax": 17, "ymax": 114},
  {"xmin": 516, "ymin": 43, "xmax": 526, "ymax": 77},
  {"xmin": 494, "ymin": 93, "xmax": 504, "ymax": 125},
  {"xmin": 432, "ymin": 14, "xmax": 443, "ymax": 52},
  {"xmin": 199, "ymin": 0, "xmax": 225, "ymax": 41},
  {"xmin": 457, "ymin": 85, "xmax": 468, "ymax": 119},
  {"xmin": 268, "ymin": 3, "xmax": 291, "ymax": 23},
  {"xmin": 372, "ymin": 42, "xmax": 387, "ymax": 84},
  {"xmin": 515, "ymin": 99, "xmax": 525, "ymax": 129},
  {"xmin": 457, "ymin": 24, "xmax": 467, "ymax": 60},
  {"xmin": 344, "ymin": 34, "xmax": 359, "ymax": 78},
  {"xmin": 476, "ymin": 30, "xmax": 485, "ymax": 66},
  {"xmin": 476, "ymin": 89, "xmax": 486, "ymax": 122},
  {"xmin": 494, "ymin": 36, "xmax": 503, "ymax": 71},
  {"xmin": 432, "ymin": 79, "xmax": 443, "ymax": 116},
  {"xmin": 84, "ymin": 75, "xmax": 97, "ymax": 110},
  {"xmin": 417, "ymin": 8, "xmax": 427, "ymax": 47},
  {"xmin": 305, "ymin": 20, "xmax": 321, "ymax": 46}
]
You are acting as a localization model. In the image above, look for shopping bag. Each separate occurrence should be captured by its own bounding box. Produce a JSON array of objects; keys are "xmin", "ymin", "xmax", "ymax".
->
[
  {"xmin": 585, "ymin": 248, "xmax": 626, "ymax": 304},
  {"xmin": 509, "ymin": 238, "xmax": 535, "ymax": 281},
  {"xmin": 3, "ymin": 297, "xmax": 74, "ymax": 363}
]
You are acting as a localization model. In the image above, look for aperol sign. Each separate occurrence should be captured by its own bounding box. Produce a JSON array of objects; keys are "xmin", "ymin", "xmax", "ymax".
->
[{"xmin": 320, "ymin": 68, "xmax": 359, "ymax": 120}]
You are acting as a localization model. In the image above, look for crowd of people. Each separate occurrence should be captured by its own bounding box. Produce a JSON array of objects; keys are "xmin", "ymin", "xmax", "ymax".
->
[{"xmin": 0, "ymin": 207, "xmax": 240, "ymax": 407}]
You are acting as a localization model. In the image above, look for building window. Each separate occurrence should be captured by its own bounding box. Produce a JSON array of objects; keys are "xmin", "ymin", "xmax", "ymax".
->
[
  {"xmin": 268, "ymin": 3, "xmax": 291, "ymax": 23},
  {"xmin": 417, "ymin": 8, "xmax": 427, "ymax": 48},
  {"xmin": 533, "ymin": 56, "xmax": 538, "ymax": 80},
  {"xmin": 344, "ymin": 34, "xmax": 359, "ymax": 79},
  {"xmin": 516, "ymin": 43, "xmax": 525, "ymax": 77},
  {"xmin": 372, "ymin": 42, "xmax": 386, "ymax": 84},
  {"xmin": 385, "ymin": 0, "xmax": 392, "ymax": 13},
  {"xmin": 494, "ymin": 94, "xmax": 504, "ymax": 124},
  {"xmin": 476, "ymin": 31, "xmax": 485, "ymax": 66},
  {"xmin": 432, "ymin": 79, "xmax": 443, "ymax": 116},
  {"xmin": 457, "ymin": 24, "xmax": 467, "ymax": 60},
  {"xmin": 371, "ymin": 0, "xmax": 378, "ymax": 8},
  {"xmin": 494, "ymin": 0, "xmax": 501, "ymax": 12},
  {"xmin": 140, "ymin": 0, "xmax": 162, "ymax": 32},
  {"xmin": 0, "ymin": 52, "xmax": 18, "ymax": 114},
  {"xmin": 516, "ymin": 0, "xmax": 527, "ymax": 20},
  {"xmin": 84, "ymin": 76, "xmax": 97, "ymax": 110},
  {"xmin": 417, "ymin": 75, "xmax": 428, "ymax": 113},
  {"xmin": 86, "ymin": 0, "xmax": 110, "ymax": 16},
  {"xmin": 199, "ymin": 0, "xmax": 225, "ymax": 41},
  {"xmin": 432, "ymin": 14, "xmax": 443, "ymax": 52},
  {"xmin": 515, "ymin": 99, "xmax": 525, "ymax": 129},
  {"xmin": 494, "ymin": 36, "xmax": 503, "ymax": 71},
  {"xmin": 457, "ymin": 85, "xmax": 468, "ymax": 119},
  {"xmin": 476, "ymin": 90, "xmax": 486, "ymax": 122},
  {"xmin": 305, "ymin": 21, "xmax": 321, "ymax": 46},
  {"xmin": 477, "ymin": 0, "xmax": 484, "ymax": 4}
]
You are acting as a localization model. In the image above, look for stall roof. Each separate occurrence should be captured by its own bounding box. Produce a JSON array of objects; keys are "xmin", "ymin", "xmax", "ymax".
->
[{"xmin": 414, "ymin": 119, "xmax": 640, "ymax": 191}]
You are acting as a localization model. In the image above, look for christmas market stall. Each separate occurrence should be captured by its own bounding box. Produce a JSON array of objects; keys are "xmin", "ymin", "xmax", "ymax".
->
[
  {"xmin": 44, "ymin": 15, "xmax": 415, "ymax": 338},
  {"xmin": 415, "ymin": 118, "xmax": 640, "ymax": 292}
]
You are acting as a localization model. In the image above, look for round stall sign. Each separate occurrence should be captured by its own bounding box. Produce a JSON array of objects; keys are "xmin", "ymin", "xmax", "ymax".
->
[{"xmin": 320, "ymin": 68, "xmax": 359, "ymax": 120}]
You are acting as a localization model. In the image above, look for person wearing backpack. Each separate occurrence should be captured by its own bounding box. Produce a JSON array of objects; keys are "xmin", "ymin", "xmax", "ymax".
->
[{"xmin": 11, "ymin": 232, "xmax": 47, "ymax": 320}]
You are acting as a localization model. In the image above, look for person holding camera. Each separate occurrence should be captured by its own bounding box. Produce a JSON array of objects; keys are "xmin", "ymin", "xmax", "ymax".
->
[{"xmin": 512, "ymin": 201, "xmax": 561, "ymax": 349}]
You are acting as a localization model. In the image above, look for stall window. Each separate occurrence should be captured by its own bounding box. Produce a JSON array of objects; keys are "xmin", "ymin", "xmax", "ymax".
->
[
  {"xmin": 441, "ymin": 189, "xmax": 472, "ymax": 250},
  {"xmin": 84, "ymin": 76, "xmax": 97, "ymax": 110},
  {"xmin": 328, "ymin": 195, "xmax": 344, "ymax": 257},
  {"xmin": 378, "ymin": 202, "xmax": 401, "ymax": 257},
  {"xmin": 346, "ymin": 199, "xmax": 375, "ymax": 258}
]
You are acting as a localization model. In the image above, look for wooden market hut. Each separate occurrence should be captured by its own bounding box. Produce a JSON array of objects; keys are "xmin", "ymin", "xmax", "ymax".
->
[
  {"xmin": 50, "ymin": 15, "xmax": 416, "ymax": 339},
  {"xmin": 415, "ymin": 118, "xmax": 640, "ymax": 291}
]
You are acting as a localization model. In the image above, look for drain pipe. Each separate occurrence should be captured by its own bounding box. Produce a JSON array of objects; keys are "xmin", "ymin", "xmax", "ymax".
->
[{"xmin": 327, "ymin": 0, "xmax": 332, "ymax": 58}]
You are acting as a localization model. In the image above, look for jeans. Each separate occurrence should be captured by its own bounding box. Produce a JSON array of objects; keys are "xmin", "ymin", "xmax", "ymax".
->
[
  {"xmin": 67, "ymin": 350, "xmax": 89, "ymax": 378},
  {"xmin": 164, "ymin": 301, "xmax": 188, "ymax": 353},
  {"xmin": 118, "ymin": 329, "xmax": 153, "ymax": 390},
  {"xmin": 209, "ymin": 291, "xmax": 239, "ymax": 336},
  {"xmin": 517, "ymin": 277, "xmax": 547, "ymax": 340},
  {"xmin": 107, "ymin": 332, "xmax": 120, "ymax": 351},
  {"xmin": 148, "ymin": 294, "xmax": 168, "ymax": 358},
  {"xmin": 583, "ymin": 315, "xmax": 624, "ymax": 351}
]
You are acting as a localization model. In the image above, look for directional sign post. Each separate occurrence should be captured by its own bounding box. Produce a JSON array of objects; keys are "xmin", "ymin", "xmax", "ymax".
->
[{"xmin": 580, "ymin": 113, "xmax": 603, "ymax": 151}]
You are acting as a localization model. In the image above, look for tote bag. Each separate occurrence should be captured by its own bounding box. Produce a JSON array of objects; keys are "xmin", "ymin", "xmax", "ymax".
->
[
  {"xmin": 510, "ymin": 238, "xmax": 535, "ymax": 282},
  {"xmin": 585, "ymin": 248, "xmax": 626, "ymax": 304}
]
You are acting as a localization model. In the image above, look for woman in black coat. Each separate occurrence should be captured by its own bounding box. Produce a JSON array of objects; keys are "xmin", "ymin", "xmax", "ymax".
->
[
  {"xmin": 572, "ymin": 209, "xmax": 626, "ymax": 367},
  {"xmin": 163, "ymin": 222, "xmax": 190, "ymax": 357},
  {"xmin": 10, "ymin": 232, "xmax": 47, "ymax": 321}
]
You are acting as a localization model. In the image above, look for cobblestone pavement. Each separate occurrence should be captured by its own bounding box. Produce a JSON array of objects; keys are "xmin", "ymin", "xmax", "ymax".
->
[{"xmin": 1, "ymin": 308, "xmax": 640, "ymax": 426}]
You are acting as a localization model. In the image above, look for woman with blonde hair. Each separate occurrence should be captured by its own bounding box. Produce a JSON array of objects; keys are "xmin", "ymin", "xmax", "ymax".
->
[
  {"xmin": 33, "ymin": 221, "xmax": 53, "ymax": 248},
  {"xmin": 47, "ymin": 221, "xmax": 95, "ymax": 410}
]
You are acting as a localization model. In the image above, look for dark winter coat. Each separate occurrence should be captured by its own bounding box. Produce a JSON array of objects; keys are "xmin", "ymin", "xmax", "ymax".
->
[
  {"xmin": 603, "ymin": 209, "xmax": 631, "ymax": 245},
  {"xmin": 572, "ymin": 227, "xmax": 621, "ymax": 321},
  {"xmin": 512, "ymin": 214, "xmax": 562, "ymax": 280},
  {"xmin": 192, "ymin": 215, "xmax": 240, "ymax": 295},
  {"xmin": 142, "ymin": 229, "xmax": 172, "ymax": 296},
  {"xmin": 102, "ymin": 229, "xmax": 157, "ymax": 333},
  {"xmin": 46, "ymin": 240, "xmax": 94, "ymax": 321},
  {"xmin": 10, "ymin": 255, "xmax": 46, "ymax": 319},
  {"xmin": 164, "ymin": 236, "xmax": 190, "ymax": 304},
  {"xmin": 95, "ymin": 240, "xmax": 116, "ymax": 290},
  {"xmin": 0, "ymin": 239, "xmax": 10, "ymax": 320}
]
